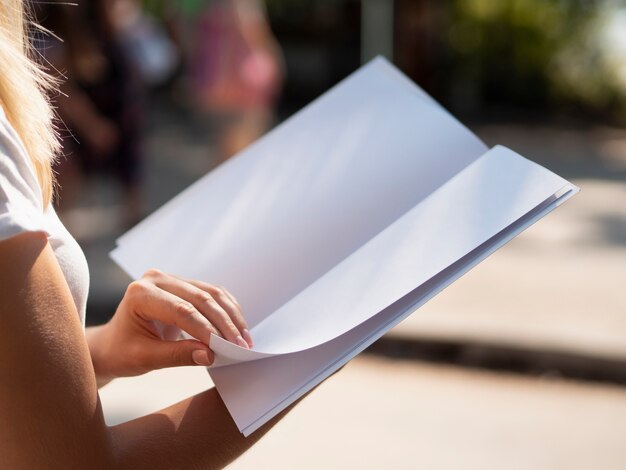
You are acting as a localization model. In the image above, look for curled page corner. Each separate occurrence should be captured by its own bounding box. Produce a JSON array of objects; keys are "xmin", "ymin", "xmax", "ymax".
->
[
  {"xmin": 208, "ymin": 334, "xmax": 279, "ymax": 368},
  {"xmin": 208, "ymin": 332, "xmax": 347, "ymax": 368}
]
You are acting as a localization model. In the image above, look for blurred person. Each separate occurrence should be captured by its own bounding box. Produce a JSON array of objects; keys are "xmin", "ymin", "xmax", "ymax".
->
[
  {"xmin": 111, "ymin": 0, "xmax": 180, "ymax": 88},
  {"xmin": 0, "ymin": 1, "xmax": 302, "ymax": 467},
  {"xmin": 35, "ymin": 0, "xmax": 144, "ymax": 226},
  {"xmin": 191, "ymin": 0, "xmax": 284, "ymax": 161}
]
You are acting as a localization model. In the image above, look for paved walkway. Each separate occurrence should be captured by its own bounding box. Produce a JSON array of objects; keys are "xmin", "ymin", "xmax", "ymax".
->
[{"xmin": 100, "ymin": 356, "xmax": 626, "ymax": 469}]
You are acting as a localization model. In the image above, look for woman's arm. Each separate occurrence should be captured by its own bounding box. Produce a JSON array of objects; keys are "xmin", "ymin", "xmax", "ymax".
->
[
  {"xmin": 0, "ymin": 232, "xmax": 291, "ymax": 468},
  {"xmin": 110, "ymin": 387, "xmax": 292, "ymax": 469}
]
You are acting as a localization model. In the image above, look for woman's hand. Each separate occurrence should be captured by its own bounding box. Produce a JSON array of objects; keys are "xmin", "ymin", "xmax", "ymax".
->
[{"xmin": 86, "ymin": 269, "xmax": 254, "ymax": 385}]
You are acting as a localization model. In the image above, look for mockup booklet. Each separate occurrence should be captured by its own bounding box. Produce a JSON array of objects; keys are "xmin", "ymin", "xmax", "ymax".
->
[{"xmin": 111, "ymin": 57, "xmax": 579, "ymax": 435}]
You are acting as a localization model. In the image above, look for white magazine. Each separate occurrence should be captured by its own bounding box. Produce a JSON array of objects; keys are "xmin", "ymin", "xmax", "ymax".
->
[{"xmin": 111, "ymin": 57, "xmax": 579, "ymax": 436}]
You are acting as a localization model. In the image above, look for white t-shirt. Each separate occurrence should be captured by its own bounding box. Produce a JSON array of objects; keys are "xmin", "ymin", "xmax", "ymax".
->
[{"xmin": 0, "ymin": 107, "xmax": 89, "ymax": 326}]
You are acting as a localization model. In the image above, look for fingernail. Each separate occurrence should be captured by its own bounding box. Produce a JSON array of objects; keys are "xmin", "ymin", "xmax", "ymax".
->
[
  {"xmin": 242, "ymin": 328, "xmax": 254, "ymax": 348},
  {"xmin": 192, "ymin": 349, "xmax": 213, "ymax": 366},
  {"xmin": 235, "ymin": 335, "xmax": 249, "ymax": 349}
]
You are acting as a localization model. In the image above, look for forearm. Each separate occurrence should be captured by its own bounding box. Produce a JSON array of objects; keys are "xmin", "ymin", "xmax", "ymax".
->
[
  {"xmin": 54, "ymin": 322, "xmax": 288, "ymax": 467},
  {"xmin": 87, "ymin": 324, "xmax": 282, "ymax": 467},
  {"xmin": 110, "ymin": 387, "xmax": 293, "ymax": 469},
  {"xmin": 86, "ymin": 324, "xmax": 115, "ymax": 388},
  {"xmin": 87, "ymin": 323, "xmax": 292, "ymax": 466}
]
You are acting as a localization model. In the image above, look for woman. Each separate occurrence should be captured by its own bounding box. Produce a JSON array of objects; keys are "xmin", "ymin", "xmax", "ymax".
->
[{"xmin": 0, "ymin": 2, "xmax": 291, "ymax": 467}]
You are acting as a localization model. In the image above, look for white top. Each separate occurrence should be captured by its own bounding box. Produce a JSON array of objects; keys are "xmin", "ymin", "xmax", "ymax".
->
[{"xmin": 0, "ymin": 107, "xmax": 89, "ymax": 325}]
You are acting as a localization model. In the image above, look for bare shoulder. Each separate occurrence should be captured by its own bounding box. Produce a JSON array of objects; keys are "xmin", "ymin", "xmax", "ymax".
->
[
  {"xmin": 0, "ymin": 231, "xmax": 74, "ymax": 331},
  {"xmin": 0, "ymin": 231, "xmax": 47, "ymax": 283}
]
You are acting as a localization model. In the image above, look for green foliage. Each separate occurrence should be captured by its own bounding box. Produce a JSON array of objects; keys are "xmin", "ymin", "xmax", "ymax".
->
[{"xmin": 446, "ymin": 0, "xmax": 626, "ymax": 115}]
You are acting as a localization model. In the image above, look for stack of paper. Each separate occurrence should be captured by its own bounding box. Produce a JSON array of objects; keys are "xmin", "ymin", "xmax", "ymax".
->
[{"xmin": 111, "ymin": 58, "xmax": 578, "ymax": 435}]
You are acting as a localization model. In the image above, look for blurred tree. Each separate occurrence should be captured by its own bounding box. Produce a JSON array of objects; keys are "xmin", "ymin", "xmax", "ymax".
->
[{"xmin": 443, "ymin": 0, "xmax": 626, "ymax": 120}]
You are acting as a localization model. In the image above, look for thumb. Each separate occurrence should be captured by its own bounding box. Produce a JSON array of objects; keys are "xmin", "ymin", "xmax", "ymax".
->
[{"xmin": 142, "ymin": 338, "xmax": 214, "ymax": 370}]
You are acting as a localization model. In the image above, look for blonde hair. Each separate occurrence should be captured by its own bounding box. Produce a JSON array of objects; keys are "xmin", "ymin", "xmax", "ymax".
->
[{"xmin": 0, "ymin": 0, "xmax": 59, "ymax": 207}]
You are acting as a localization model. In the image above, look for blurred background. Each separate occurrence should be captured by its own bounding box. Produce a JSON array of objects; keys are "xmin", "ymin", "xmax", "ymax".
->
[{"xmin": 38, "ymin": 0, "xmax": 626, "ymax": 468}]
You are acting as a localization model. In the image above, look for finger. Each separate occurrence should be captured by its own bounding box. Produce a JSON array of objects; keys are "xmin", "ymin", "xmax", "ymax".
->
[
  {"xmin": 184, "ymin": 280, "xmax": 253, "ymax": 347},
  {"xmin": 149, "ymin": 275, "xmax": 249, "ymax": 348},
  {"xmin": 128, "ymin": 280, "xmax": 220, "ymax": 346},
  {"xmin": 168, "ymin": 274, "xmax": 246, "ymax": 328},
  {"xmin": 218, "ymin": 288, "xmax": 254, "ymax": 347},
  {"xmin": 138, "ymin": 337, "xmax": 215, "ymax": 370}
]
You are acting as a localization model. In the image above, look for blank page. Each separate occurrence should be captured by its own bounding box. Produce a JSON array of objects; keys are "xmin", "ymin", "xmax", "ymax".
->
[{"xmin": 111, "ymin": 58, "xmax": 487, "ymax": 328}]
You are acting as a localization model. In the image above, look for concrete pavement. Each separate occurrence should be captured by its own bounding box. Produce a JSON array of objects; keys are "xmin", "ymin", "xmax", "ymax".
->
[{"xmin": 100, "ymin": 356, "xmax": 626, "ymax": 469}]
